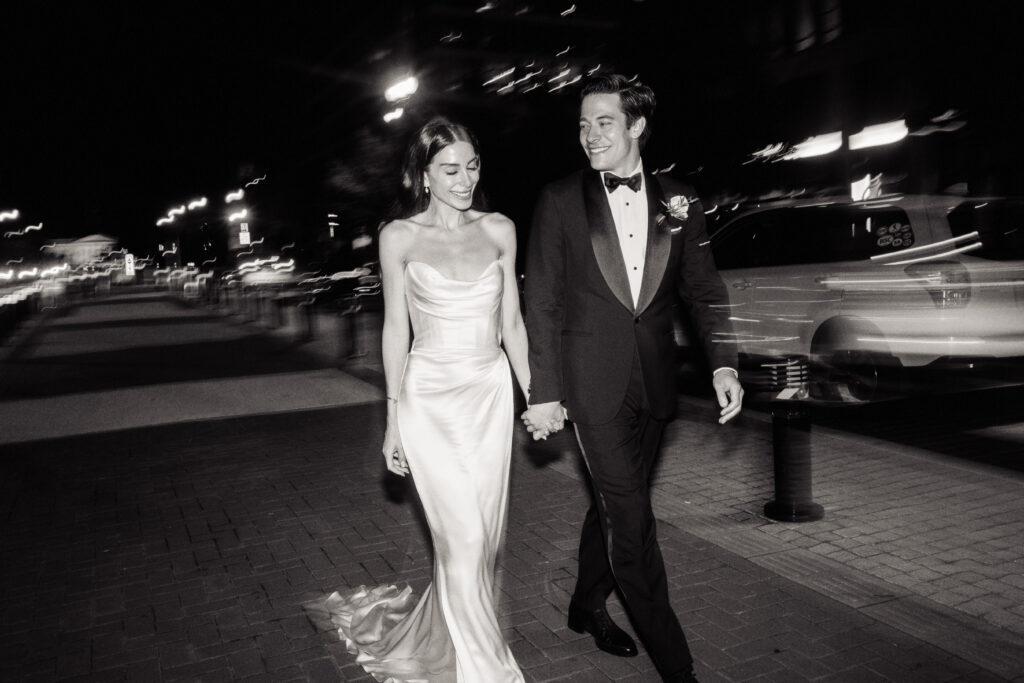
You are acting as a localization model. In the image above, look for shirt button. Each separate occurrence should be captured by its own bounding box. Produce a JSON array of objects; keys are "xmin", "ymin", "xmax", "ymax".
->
[
  {"xmin": 629, "ymin": 234, "xmax": 633, "ymax": 238},
  {"xmin": 633, "ymin": 266, "xmax": 638, "ymax": 270}
]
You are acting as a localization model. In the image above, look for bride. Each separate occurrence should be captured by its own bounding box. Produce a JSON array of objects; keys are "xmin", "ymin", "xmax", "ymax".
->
[{"xmin": 325, "ymin": 117, "xmax": 545, "ymax": 681}]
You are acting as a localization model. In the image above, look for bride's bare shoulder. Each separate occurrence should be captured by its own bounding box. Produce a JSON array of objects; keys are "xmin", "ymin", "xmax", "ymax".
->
[
  {"xmin": 477, "ymin": 211, "xmax": 516, "ymax": 245},
  {"xmin": 380, "ymin": 217, "xmax": 420, "ymax": 239},
  {"xmin": 379, "ymin": 218, "xmax": 420, "ymax": 257}
]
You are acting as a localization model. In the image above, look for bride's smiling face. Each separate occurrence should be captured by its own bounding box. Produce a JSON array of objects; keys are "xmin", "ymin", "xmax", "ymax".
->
[{"xmin": 424, "ymin": 141, "xmax": 480, "ymax": 211}]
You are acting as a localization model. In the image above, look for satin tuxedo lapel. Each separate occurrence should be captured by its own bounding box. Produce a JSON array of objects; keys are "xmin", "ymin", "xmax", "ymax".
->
[
  {"xmin": 584, "ymin": 170, "xmax": 634, "ymax": 312},
  {"xmin": 636, "ymin": 172, "xmax": 670, "ymax": 315}
]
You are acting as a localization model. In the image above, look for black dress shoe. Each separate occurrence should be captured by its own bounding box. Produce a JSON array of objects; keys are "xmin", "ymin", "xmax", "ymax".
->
[{"xmin": 567, "ymin": 601, "xmax": 638, "ymax": 657}]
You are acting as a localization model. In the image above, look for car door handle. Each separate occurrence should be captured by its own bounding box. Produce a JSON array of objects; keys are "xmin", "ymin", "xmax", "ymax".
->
[{"xmin": 732, "ymin": 280, "xmax": 754, "ymax": 290}]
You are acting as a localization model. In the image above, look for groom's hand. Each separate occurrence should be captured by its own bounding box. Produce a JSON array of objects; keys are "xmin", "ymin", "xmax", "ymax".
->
[
  {"xmin": 521, "ymin": 401, "xmax": 566, "ymax": 440},
  {"xmin": 713, "ymin": 371, "xmax": 744, "ymax": 424}
]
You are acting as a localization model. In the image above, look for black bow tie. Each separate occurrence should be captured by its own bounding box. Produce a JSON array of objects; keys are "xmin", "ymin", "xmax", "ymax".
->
[{"xmin": 604, "ymin": 172, "xmax": 642, "ymax": 193}]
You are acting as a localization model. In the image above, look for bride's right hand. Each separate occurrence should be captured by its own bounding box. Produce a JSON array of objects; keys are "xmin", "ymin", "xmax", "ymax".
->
[{"xmin": 382, "ymin": 426, "xmax": 409, "ymax": 476}]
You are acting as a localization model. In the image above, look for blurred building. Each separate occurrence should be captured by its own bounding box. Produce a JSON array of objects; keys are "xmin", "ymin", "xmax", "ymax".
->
[{"xmin": 47, "ymin": 234, "xmax": 118, "ymax": 266}]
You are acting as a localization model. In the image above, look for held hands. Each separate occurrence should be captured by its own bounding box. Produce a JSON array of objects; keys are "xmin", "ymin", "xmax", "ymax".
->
[
  {"xmin": 521, "ymin": 401, "xmax": 568, "ymax": 440},
  {"xmin": 713, "ymin": 370, "xmax": 744, "ymax": 424},
  {"xmin": 382, "ymin": 425, "xmax": 409, "ymax": 476}
]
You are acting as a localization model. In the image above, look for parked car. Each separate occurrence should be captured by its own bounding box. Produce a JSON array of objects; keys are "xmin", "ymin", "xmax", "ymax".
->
[{"xmin": 692, "ymin": 194, "xmax": 1024, "ymax": 402}]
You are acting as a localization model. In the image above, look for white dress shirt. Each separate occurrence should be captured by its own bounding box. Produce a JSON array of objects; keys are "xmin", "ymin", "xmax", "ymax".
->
[
  {"xmin": 603, "ymin": 165, "xmax": 739, "ymax": 382},
  {"xmin": 602, "ymin": 162, "xmax": 647, "ymax": 308}
]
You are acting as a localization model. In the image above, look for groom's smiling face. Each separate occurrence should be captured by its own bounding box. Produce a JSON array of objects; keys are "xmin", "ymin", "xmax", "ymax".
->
[{"xmin": 579, "ymin": 92, "xmax": 645, "ymax": 177}]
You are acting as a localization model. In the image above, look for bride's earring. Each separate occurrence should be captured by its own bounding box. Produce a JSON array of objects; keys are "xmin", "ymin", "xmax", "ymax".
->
[{"xmin": 425, "ymin": 186, "xmax": 430, "ymax": 195}]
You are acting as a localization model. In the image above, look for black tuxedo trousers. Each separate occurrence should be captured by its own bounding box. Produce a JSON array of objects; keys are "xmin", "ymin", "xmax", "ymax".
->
[{"xmin": 572, "ymin": 350, "xmax": 693, "ymax": 678}]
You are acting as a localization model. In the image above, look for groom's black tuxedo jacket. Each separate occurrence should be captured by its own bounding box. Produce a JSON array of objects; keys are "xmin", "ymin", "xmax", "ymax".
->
[{"xmin": 525, "ymin": 168, "xmax": 737, "ymax": 425}]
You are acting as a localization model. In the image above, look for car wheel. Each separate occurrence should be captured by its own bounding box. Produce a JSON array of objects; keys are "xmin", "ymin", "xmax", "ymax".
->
[
  {"xmin": 824, "ymin": 349, "xmax": 896, "ymax": 401},
  {"xmin": 810, "ymin": 318, "xmax": 901, "ymax": 402}
]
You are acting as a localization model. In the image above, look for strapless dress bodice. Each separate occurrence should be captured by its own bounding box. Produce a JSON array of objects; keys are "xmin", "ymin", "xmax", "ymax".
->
[{"xmin": 404, "ymin": 260, "xmax": 503, "ymax": 351}]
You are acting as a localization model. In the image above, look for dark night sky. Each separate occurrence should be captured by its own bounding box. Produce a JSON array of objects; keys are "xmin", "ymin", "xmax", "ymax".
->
[
  {"xmin": 4, "ymin": 1, "xmax": 1024, "ymax": 256},
  {"xmin": 2, "ymin": 2, "xmax": 402, "ymax": 250}
]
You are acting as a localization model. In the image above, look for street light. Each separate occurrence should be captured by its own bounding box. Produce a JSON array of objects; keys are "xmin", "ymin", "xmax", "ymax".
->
[{"xmin": 385, "ymin": 75, "xmax": 418, "ymax": 103}]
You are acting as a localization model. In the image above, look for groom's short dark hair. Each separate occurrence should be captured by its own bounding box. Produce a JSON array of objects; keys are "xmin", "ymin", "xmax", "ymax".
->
[{"xmin": 581, "ymin": 74, "xmax": 656, "ymax": 151}]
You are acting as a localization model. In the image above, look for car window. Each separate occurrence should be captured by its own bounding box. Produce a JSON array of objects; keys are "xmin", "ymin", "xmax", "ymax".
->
[
  {"xmin": 947, "ymin": 200, "xmax": 1024, "ymax": 260},
  {"xmin": 712, "ymin": 205, "xmax": 914, "ymax": 269}
]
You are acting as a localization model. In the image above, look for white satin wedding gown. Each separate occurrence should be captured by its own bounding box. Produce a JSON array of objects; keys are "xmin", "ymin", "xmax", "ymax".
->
[{"xmin": 326, "ymin": 259, "xmax": 524, "ymax": 682}]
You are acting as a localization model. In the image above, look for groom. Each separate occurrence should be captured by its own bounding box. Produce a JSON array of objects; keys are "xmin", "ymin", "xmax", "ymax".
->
[{"xmin": 522, "ymin": 74, "xmax": 743, "ymax": 683}]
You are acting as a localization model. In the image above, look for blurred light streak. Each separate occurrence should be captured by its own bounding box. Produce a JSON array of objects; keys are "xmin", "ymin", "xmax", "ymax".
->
[
  {"xmin": 476, "ymin": 2, "xmax": 496, "ymax": 12},
  {"xmin": 187, "ymin": 197, "xmax": 208, "ymax": 210},
  {"xmin": 245, "ymin": 175, "xmax": 266, "ymax": 187},
  {"xmin": 514, "ymin": 70, "xmax": 542, "ymax": 85},
  {"xmin": 548, "ymin": 68, "xmax": 571, "ymax": 83},
  {"xmin": 497, "ymin": 82, "xmax": 515, "ymax": 94},
  {"xmin": 783, "ymin": 132, "xmax": 842, "ymax": 160},
  {"xmin": 228, "ymin": 209, "xmax": 248, "ymax": 222},
  {"xmin": 18, "ymin": 268, "xmax": 38, "ymax": 279},
  {"xmin": 515, "ymin": 6, "xmax": 529, "ymax": 15},
  {"xmin": 225, "ymin": 189, "xmax": 245, "ymax": 202},
  {"xmin": 4, "ymin": 223, "xmax": 43, "ymax": 238},
  {"xmin": 652, "ymin": 163, "xmax": 676, "ymax": 174},
  {"xmin": 884, "ymin": 243, "xmax": 982, "ymax": 266},
  {"xmin": 858, "ymin": 336, "xmax": 984, "ymax": 345},
  {"xmin": 556, "ymin": 46, "xmax": 572, "ymax": 57},
  {"xmin": 39, "ymin": 244, "xmax": 55, "ymax": 251},
  {"xmin": 202, "ymin": 258, "xmax": 218, "ymax": 266},
  {"xmin": 561, "ymin": 4, "xmax": 576, "ymax": 16},
  {"xmin": 156, "ymin": 216, "xmax": 175, "ymax": 226},
  {"xmin": 6, "ymin": 257, "xmax": 24, "ymax": 264},
  {"xmin": 523, "ymin": 83, "xmax": 541, "ymax": 92},
  {"xmin": 483, "ymin": 68, "xmax": 515, "ymax": 86},
  {"xmin": 0, "ymin": 269, "xmax": 12, "ymax": 280},
  {"xmin": 871, "ymin": 232, "xmax": 979, "ymax": 261},
  {"xmin": 0, "ymin": 209, "xmax": 19, "ymax": 221},
  {"xmin": 383, "ymin": 107, "xmax": 404, "ymax": 122},
  {"xmin": 705, "ymin": 204, "xmax": 718, "ymax": 214},
  {"xmin": 440, "ymin": 31, "xmax": 462, "ymax": 43},
  {"xmin": 745, "ymin": 142, "xmax": 785, "ymax": 164},
  {"xmin": 168, "ymin": 205, "xmax": 186, "ymax": 217},
  {"xmin": 587, "ymin": 64, "xmax": 601, "ymax": 76},
  {"xmin": 849, "ymin": 120, "xmax": 908, "ymax": 150},
  {"xmin": 385, "ymin": 76, "xmax": 418, "ymax": 102}
]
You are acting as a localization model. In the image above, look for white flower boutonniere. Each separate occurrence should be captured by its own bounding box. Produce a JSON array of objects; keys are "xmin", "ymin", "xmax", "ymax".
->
[{"xmin": 657, "ymin": 195, "xmax": 694, "ymax": 234}]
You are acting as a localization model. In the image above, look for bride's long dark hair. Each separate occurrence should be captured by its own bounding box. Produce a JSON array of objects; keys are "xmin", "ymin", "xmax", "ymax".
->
[{"xmin": 395, "ymin": 117, "xmax": 488, "ymax": 220}]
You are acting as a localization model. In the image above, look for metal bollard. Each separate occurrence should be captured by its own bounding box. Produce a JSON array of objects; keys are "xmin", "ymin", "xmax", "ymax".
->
[
  {"xmin": 296, "ymin": 298, "xmax": 316, "ymax": 341},
  {"xmin": 762, "ymin": 358, "xmax": 824, "ymax": 523},
  {"xmin": 267, "ymin": 294, "xmax": 282, "ymax": 329},
  {"xmin": 336, "ymin": 296, "xmax": 362, "ymax": 364}
]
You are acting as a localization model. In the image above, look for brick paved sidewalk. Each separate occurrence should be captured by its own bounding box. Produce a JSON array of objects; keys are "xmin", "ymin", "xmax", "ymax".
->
[
  {"xmin": 2, "ymin": 401, "xmax": 1021, "ymax": 682},
  {"xmin": 3, "ymin": 293, "xmax": 1023, "ymax": 681}
]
